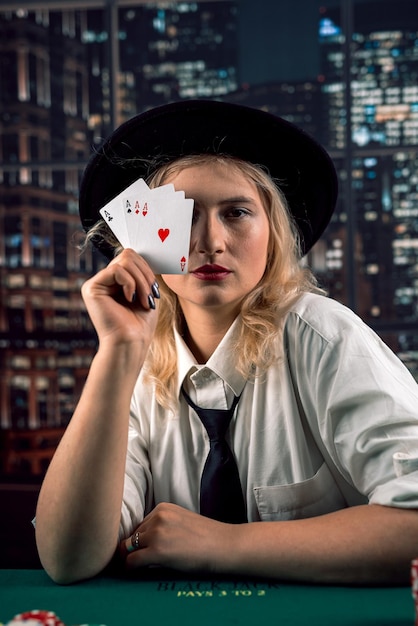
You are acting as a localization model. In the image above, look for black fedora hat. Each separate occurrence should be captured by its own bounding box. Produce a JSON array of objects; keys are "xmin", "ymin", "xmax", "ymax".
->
[{"xmin": 79, "ymin": 99, "xmax": 338, "ymax": 257}]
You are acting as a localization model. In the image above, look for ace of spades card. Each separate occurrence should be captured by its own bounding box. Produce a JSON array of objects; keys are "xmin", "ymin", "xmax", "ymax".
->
[{"xmin": 99, "ymin": 179, "xmax": 194, "ymax": 274}]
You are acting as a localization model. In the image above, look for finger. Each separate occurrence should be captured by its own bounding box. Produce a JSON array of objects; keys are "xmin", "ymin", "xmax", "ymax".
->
[
  {"xmin": 109, "ymin": 250, "xmax": 160, "ymax": 310},
  {"xmin": 125, "ymin": 530, "xmax": 142, "ymax": 554},
  {"xmin": 109, "ymin": 248, "xmax": 155, "ymax": 285},
  {"xmin": 125, "ymin": 542, "xmax": 159, "ymax": 570},
  {"xmin": 112, "ymin": 264, "xmax": 139, "ymax": 304},
  {"xmin": 120, "ymin": 532, "xmax": 160, "ymax": 570},
  {"xmin": 118, "ymin": 531, "xmax": 142, "ymax": 561}
]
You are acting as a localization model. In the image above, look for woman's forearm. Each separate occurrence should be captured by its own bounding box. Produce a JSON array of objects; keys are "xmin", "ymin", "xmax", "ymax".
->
[
  {"xmin": 119, "ymin": 502, "xmax": 418, "ymax": 585},
  {"xmin": 35, "ymin": 342, "xmax": 144, "ymax": 584},
  {"xmin": 225, "ymin": 504, "xmax": 418, "ymax": 584}
]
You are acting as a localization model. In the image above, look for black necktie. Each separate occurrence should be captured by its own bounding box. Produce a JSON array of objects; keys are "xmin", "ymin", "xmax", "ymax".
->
[{"xmin": 182, "ymin": 387, "xmax": 247, "ymax": 524}]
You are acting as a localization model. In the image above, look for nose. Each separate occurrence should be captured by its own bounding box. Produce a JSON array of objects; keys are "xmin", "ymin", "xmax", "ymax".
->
[{"xmin": 193, "ymin": 212, "xmax": 225, "ymax": 255}]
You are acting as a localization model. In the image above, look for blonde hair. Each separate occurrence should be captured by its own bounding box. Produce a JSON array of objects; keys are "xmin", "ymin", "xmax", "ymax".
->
[{"xmin": 84, "ymin": 154, "xmax": 322, "ymax": 409}]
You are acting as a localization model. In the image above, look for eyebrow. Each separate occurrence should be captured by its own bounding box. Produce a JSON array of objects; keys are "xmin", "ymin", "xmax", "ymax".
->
[
  {"xmin": 192, "ymin": 196, "xmax": 259, "ymax": 210},
  {"xmin": 218, "ymin": 196, "xmax": 256, "ymax": 205}
]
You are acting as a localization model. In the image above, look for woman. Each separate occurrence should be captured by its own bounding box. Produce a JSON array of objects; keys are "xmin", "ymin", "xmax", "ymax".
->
[{"xmin": 35, "ymin": 100, "xmax": 418, "ymax": 585}]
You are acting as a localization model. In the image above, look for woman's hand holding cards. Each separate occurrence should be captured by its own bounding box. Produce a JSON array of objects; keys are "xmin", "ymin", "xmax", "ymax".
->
[{"xmin": 81, "ymin": 248, "xmax": 160, "ymax": 352}]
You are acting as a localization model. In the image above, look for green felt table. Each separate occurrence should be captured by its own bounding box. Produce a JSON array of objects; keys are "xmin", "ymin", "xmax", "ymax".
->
[{"xmin": 0, "ymin": 569, "xmax": 415, "ymax": 626}]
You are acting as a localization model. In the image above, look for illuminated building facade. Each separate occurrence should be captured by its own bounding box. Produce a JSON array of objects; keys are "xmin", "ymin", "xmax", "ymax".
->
[
  {"xmin": 0, "ymin": 1, "xmax": 240, "ymax": 476},
  {"xmin": 224, "ymin": 81, "xmax": 320, "ymax": 140},
  {"xmin": 124, "ymin": 2, "xmax": 238, "ymax": 101},
  {"xmin": 317, "ymin": 1, "xmax": 418, "ymax": 376},
  {"xmin": 85, "ymin": 1, "xmax": 238, "ymax": 143},
  {"xmin": 233, "ymin": 2, "xmax": 418, "ymax": 375},
  {"xmin": 0, "ymin": 9, "xmax": 104, "ymax": 447}
]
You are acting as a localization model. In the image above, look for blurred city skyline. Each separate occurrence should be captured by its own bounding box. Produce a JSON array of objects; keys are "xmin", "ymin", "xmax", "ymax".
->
[
  {"xmin": 1, "ymin": 0, "xmax": 418, "ymax": 480},
  {"xmin": 0, "ymin": 0, "xmax": 387, "ymax": 87},
  {"xmin": 1, "ymin": 0, "xmax": 417, "ymax": 574}
]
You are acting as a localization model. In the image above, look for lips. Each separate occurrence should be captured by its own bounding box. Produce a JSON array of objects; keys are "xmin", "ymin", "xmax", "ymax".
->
[{"xmin": 191, "ymin": 264, "xmax": 232, "ymax": 280}]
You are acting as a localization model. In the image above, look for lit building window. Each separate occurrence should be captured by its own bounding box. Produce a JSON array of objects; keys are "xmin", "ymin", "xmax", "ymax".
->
[{"xmin": 17, "ymin": 45, "xmax": 30, "ymax": 102}]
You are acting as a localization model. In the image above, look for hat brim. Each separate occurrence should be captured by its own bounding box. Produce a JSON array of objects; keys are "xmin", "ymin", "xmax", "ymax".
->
[{"xmin": 79, "ymin": 99, "xmax": 338, "ymax": 257}]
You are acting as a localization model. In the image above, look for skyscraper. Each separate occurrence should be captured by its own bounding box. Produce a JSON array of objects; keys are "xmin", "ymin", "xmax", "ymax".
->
[
  {"xmin": 231, "ymin": 1, "xmax": 418, "ymax": 376},
  {"xmin": 318, "ymin": 0, "xmax": 418, "ymax": 377},
  {"xmin": 0, "ymin": 1, "xmax": 241, "ymax": 477},
  {"xmin": 0, "ymin": 10, "xmax": 102, "ymax": 442},
  {"xmin": 85, "ymin": 1, "xmax": 239, "ymax": 144}
]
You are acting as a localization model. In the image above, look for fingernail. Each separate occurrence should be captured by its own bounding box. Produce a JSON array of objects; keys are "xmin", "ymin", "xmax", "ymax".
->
[
  {"xmin": 151, "ymin": 281, "xmax": 160, "ymax": 299},
  {"xmin": 148, "ymin": 294, "xmax": 156, "ymax": 310},
  {"xmin": 131, "ymin": 291, "xmax": 137, "ymax": 303}
]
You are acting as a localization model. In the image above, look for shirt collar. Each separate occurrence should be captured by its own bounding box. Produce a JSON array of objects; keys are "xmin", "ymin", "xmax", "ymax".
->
[{"xmin": 174, "ymin": 317, "xmax": 248, "ymax": 399}]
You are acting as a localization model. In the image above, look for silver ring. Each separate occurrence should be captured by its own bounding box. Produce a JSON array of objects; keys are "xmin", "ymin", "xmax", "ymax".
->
[
  {"xmin": 126, "ymin": 531, "xmax": 140, "ymax": 553},
  {"xmin": 132, "ymin": 531, "xmax": 140, "ymax": 550}
]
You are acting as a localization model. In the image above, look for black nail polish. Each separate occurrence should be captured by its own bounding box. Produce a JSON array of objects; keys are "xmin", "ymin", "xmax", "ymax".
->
[
  {"xmin": 131, "ymin": 291, "xmax": 137, "ymax": 303},
  {"xmin": 151, "ymin": 282, "xmax": 160, "ymax": 299},
  {"xmin": 148, "ymin": 294, "xmax": 156, "ymax": 310}
]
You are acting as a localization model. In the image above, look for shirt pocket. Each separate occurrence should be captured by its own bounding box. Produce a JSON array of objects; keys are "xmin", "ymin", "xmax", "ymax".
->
[{"xmin": 253, "ymin": 462, "xmax": 347, "ymax": 521}]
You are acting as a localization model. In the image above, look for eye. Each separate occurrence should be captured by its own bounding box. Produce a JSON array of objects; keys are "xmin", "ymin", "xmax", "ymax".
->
[{"xmin": 225, "ymin": 206, "xmax": 250, "ymax": 218}]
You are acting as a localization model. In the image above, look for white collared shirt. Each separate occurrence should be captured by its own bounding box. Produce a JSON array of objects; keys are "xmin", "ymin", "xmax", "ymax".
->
[{"xmin": 120, "ymin": 292, "xmax": 418, "ymax": 538}]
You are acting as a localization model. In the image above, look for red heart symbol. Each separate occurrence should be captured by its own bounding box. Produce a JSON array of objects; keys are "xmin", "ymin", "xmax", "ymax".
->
[{"xmin": 158, "ymin": 228, "xmax": 170, "ymax": 242}]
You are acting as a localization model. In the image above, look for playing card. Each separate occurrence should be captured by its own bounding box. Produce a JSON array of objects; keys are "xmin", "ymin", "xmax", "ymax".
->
[
  {"xmin": 99, "ymin": 195, "xmax": 130, "ymax": 248},
  {"xmin": 124, "ymin": 191, "xmax": 194, "ymax": 274},
  {"xmin": 100, "ymin": 177, "xmax": 194, "ymax": 274},
  {"xmin": 123, "ymin": 181, "xmax": 177, "ymax": 230},
  {"xmin": 100, "ymin": 178, "xmax": 153, "ymax": 247}
]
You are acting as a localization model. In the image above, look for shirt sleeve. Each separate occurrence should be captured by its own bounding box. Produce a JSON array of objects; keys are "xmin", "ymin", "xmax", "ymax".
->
[
  {"xmin": 119, "ymin": 401, "xmax": 154, "ymax": 540},
  {"xmin": 286, "ymin": 296, "xmax": 418, "ymax": 509}
]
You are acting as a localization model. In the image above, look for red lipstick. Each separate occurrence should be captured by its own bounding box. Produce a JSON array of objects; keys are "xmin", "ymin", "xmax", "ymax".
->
[{"xmin": 191, "ymin": 264, "xmax": 232, "ymax": 281}]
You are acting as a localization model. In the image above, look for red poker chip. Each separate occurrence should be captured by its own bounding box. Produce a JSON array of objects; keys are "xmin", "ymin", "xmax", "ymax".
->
[
  {"xmin": 412, "ymin": 559, "xmax": 418, "ymax": 626},
  {"xmin": 7, "ymin": 610, "xmax": 65, "ymax": 625},
  {"xmin": 412, "ymin": 559, "xmax": 418, "ymax": 598}
]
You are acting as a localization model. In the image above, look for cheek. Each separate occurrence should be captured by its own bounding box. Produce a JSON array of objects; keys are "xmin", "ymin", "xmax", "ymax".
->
[{"xmin": 239, "ymin": 227, "xmax": 270, "ymax": 266}]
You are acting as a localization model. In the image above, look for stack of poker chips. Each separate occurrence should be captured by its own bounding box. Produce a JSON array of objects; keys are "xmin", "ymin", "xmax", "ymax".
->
[
  {"xmin": 1, "ymin": 609, "xmax": 107, "ymax": 626},
  {"xmin": 2, "ymin": 611, "xmax": 65, "ymax": 625},
  {"xmin": 412, "ymin": 559, "xmax": 418, "ymax": 626}
]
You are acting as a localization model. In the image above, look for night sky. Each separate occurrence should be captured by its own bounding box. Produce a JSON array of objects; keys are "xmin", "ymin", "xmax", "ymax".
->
[
  {"xmin": 237, "ymin": 0, "xmax": 325, "ymax": 85},
  {"xmin": 237, "ymin": 0, "xmax": 387, "ymax": 85}
]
